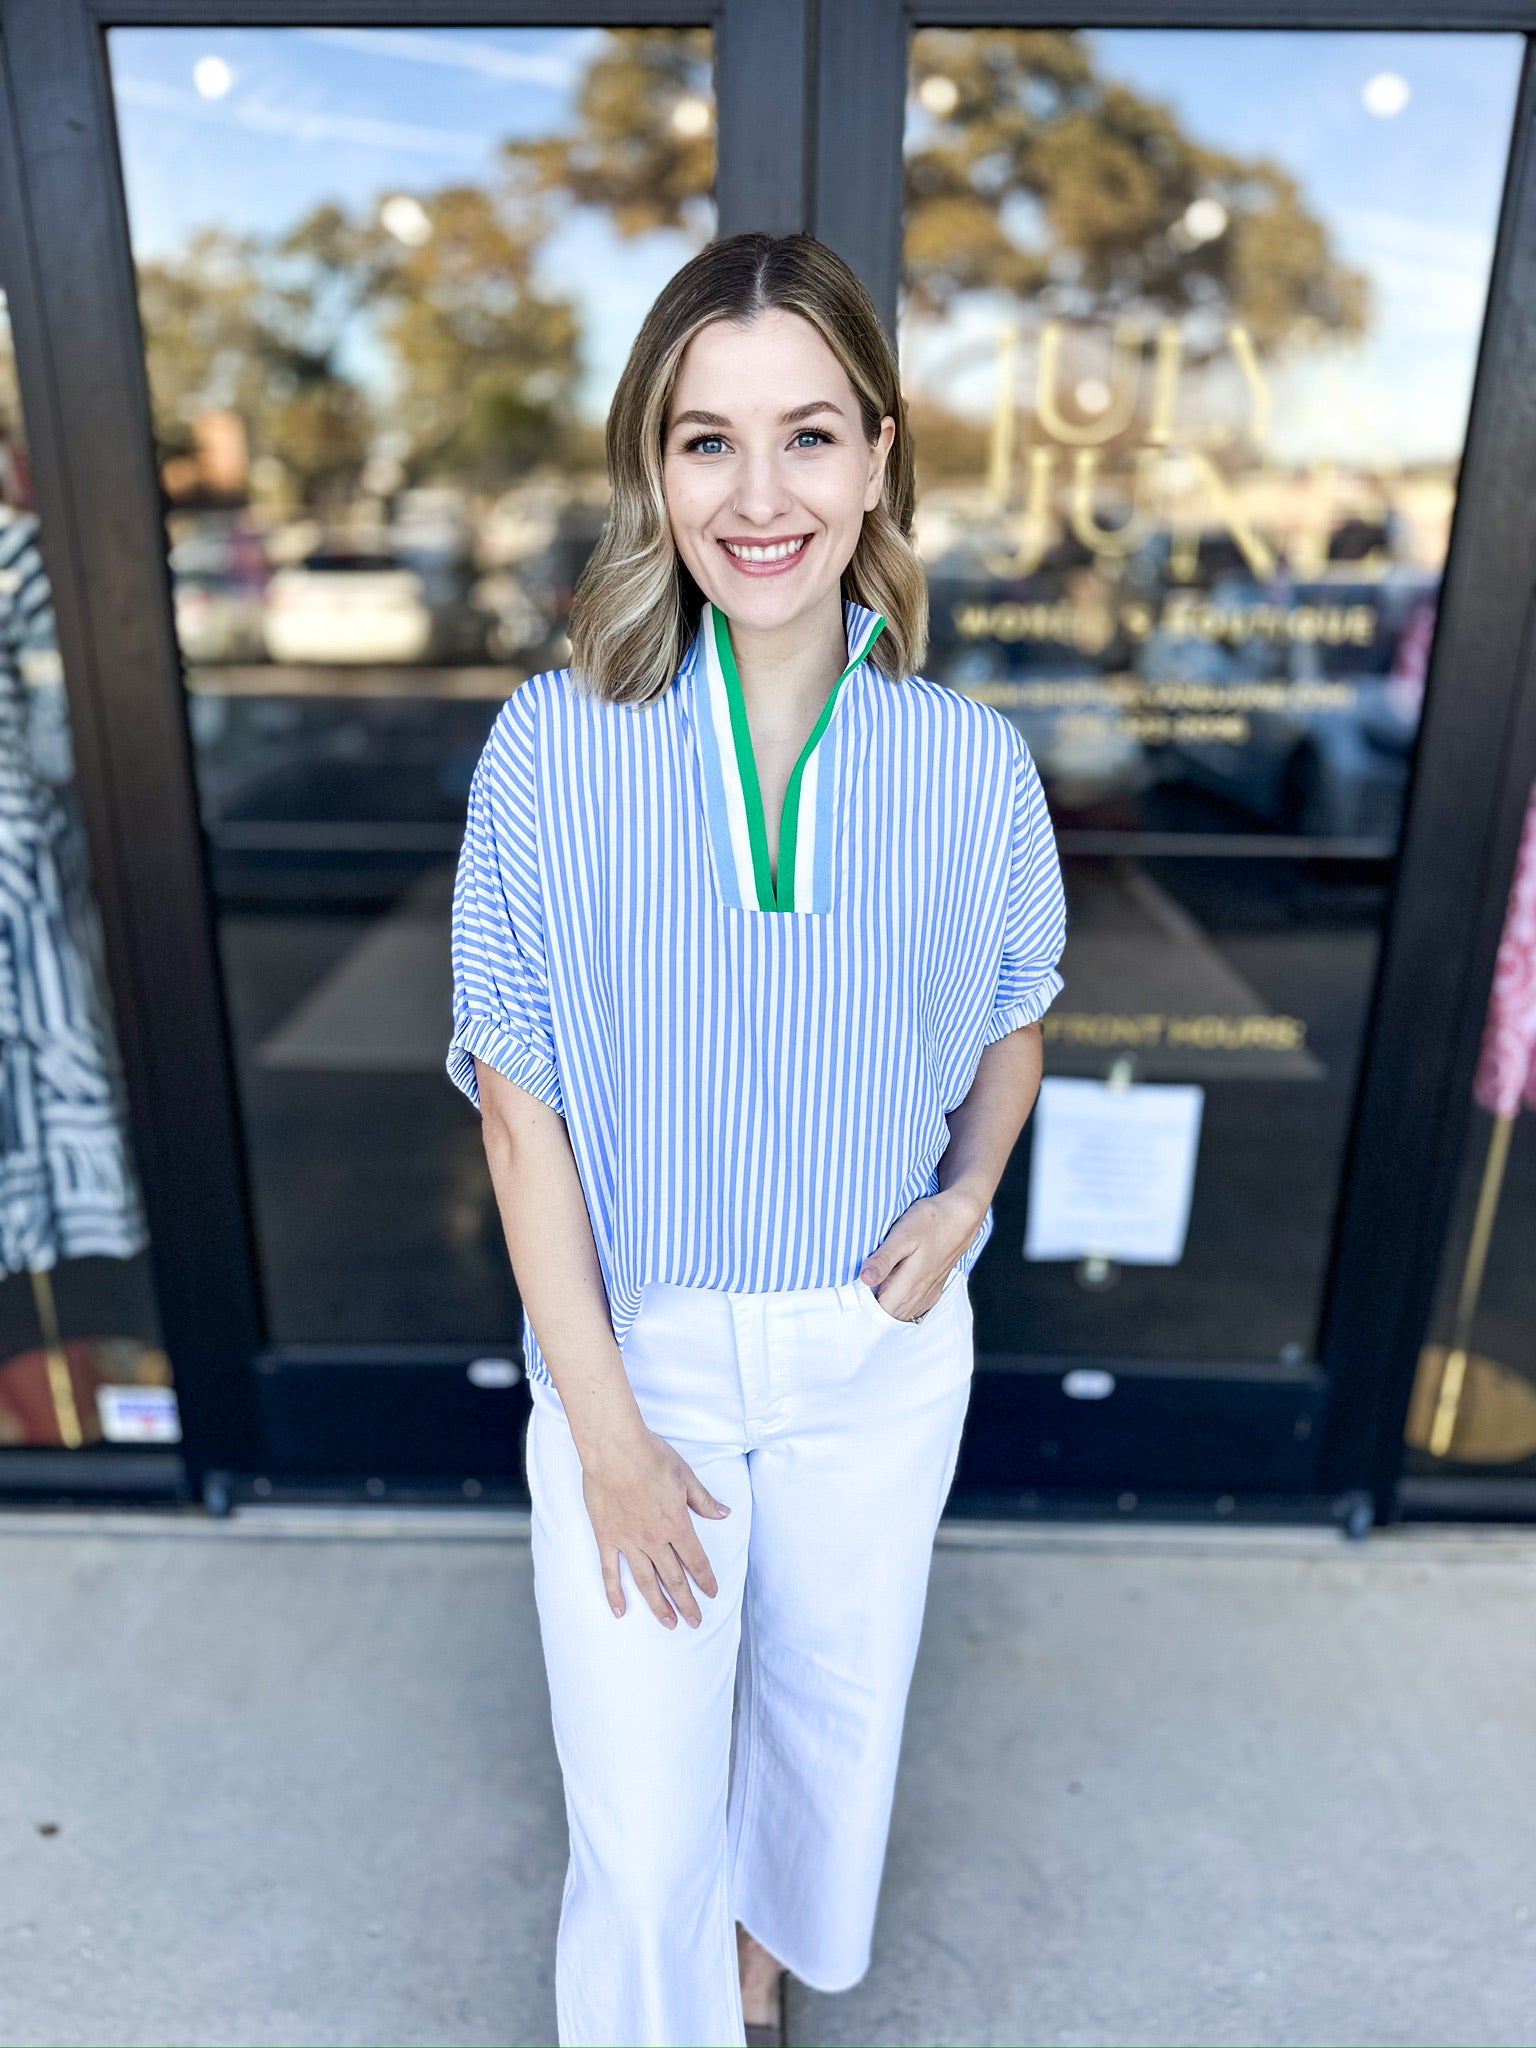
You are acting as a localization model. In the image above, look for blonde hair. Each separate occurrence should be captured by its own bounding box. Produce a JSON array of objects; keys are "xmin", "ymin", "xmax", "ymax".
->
[{"xmin": 566, "ymin": 231, "xmax": 927, "ymax": 704}]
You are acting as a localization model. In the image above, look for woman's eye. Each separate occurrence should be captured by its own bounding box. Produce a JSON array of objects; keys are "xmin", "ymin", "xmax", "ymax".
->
[
  {"xmin": 794, "ymin": 429, "xmax": 833, "ymax": 448},
  {"xmin": 682, "ymin": 434, "xmax": 726, "ymax": 455}
]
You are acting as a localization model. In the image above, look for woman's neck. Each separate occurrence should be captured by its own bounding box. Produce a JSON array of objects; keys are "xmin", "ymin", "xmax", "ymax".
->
[{"xmin": 723, "ymin": 589, "xmax": 848, "ymax": 731}]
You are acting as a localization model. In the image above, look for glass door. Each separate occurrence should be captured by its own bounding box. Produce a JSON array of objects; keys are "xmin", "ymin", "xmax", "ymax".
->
[
  {"xmin": 891, "ymin": 23, "xmax": 1526, "ymax": 1503},
  {"xmin": 104, "ymin": 22, "xmax": 718, "ymax": 1480},
  {"xmin": 14, "ymin": 1, "xmax": 1533, "ymax": 1507}
]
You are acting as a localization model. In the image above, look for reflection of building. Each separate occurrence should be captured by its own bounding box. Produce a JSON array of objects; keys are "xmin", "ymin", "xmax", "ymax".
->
[
  {"xmin": 0, "ymin": 11, "xmax": 1533, "ymax": 1528},
  {"xmin": 160, "ymin": 409, "xmax": 249, "ymax": 506}
]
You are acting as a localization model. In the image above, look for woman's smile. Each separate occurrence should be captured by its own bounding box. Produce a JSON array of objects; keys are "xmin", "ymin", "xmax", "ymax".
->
[{"xmin": 717, "ymin": 531, "xmax": 813, "ymax": 577}]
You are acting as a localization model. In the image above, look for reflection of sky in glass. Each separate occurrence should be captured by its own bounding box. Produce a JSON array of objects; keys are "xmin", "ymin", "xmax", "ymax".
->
[
  {"xmin": 901, "ymin": 29, "xmax": 1522, "ymax": 466},
  {"xmin": 109, "ymin": 26, "xmax": 714, "ymax": 424}
]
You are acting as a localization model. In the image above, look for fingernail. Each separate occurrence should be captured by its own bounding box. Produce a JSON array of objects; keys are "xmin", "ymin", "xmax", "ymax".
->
[{"xmin": 688, "ymin": 1616, "xmax": 700, "ymax": 1628}]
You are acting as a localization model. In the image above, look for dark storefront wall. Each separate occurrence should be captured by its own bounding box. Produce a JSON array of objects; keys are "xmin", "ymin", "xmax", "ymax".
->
[{"xmin": 1, "ymin": 1, "xmax": 1535, "ymax": 1524}]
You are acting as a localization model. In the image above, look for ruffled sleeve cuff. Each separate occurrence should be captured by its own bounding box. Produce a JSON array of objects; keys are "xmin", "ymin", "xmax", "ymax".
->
[
  {"xmin": 446, "ymin": 1013, "xmax": 564, "ymax": 1118},
  {"xmin": 980, "ymin": 966, "xmax": 1064, "ymax": 1048}
]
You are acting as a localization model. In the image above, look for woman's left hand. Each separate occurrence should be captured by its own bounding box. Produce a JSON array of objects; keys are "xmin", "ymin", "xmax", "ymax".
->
[{"xmin": 858, "ymin": 1187, "xmax": 986, "ymax": 1322}]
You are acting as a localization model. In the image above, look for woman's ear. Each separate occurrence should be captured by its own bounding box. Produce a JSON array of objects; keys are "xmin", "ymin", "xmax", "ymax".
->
[{"xmin": 865, "ymin": 414, "xmax": 896, "ymax": 510}]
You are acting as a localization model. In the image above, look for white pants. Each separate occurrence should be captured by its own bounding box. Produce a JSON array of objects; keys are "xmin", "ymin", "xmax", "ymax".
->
[{"xmin": 524, "ymin": 1265, "xmax": 976, "ymax": 2048}]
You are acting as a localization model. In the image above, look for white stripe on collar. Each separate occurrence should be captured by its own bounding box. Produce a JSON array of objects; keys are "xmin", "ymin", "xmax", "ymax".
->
[{"xmin": 689, "ymin": 596, "xmax": 887, "ymax": 912}]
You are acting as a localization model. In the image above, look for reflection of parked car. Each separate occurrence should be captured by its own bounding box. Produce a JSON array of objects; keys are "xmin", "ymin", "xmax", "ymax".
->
[
  {"xmin": 169, "ymin": 522, "xmax": 270, "ymax": 664},
  {"xmin": 1145, "ymin": 569, "xmax": 1439, "ymax": 839},
  {"xmin": 473, "ymin": 566, "xmax": 559, "ymax": 664},
  {"xmin": 262, "ymin": 546, "xmax": 490, "ymax": 665},
  {"xmin": 174, "ymin": 567, "xmax": 268, "ymax": 663}
]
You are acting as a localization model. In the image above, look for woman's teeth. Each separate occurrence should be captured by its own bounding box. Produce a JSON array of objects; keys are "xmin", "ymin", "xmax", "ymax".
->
[{"xmin": 721, "ymin": 536, "xmax": 808, "ymax": 562}]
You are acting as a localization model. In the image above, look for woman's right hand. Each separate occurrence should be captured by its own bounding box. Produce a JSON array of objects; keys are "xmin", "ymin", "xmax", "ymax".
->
[{"xmin": 580, "ymin": 1425, "xmax": 731, "ymax": 1628}]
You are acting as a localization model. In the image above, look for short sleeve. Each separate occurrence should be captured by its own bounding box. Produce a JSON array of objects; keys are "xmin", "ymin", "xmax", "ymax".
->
[
  {"xmin": 446, "ymin": 693, "xmax": 565, "ymax": 1117},
  {"xmin": 980, "ymin": 726, "xmax": 1066, "ymax": 1046}
]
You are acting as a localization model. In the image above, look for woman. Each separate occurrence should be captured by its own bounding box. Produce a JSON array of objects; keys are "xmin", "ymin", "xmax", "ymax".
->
[{"xmin": 447, "ymin": 231, "xmax": 1065, "ymax": 2048}]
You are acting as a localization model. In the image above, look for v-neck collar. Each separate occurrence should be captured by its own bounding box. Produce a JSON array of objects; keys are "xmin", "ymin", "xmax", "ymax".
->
[{"xmin": 684, "ymin": 594, "xmax": 887, "ymax": 914}]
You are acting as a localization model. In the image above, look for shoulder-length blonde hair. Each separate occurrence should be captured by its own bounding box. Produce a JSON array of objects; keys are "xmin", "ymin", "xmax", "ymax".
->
[{"xmin": 566, "ymin": 230, "xmax": 927, "ymax": 705}]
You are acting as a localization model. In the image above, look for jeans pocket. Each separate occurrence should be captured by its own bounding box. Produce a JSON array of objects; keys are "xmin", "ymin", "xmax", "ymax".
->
[{"xmin": 861, "ymin": 1260, "xmax": 965, "ymax": 1330}]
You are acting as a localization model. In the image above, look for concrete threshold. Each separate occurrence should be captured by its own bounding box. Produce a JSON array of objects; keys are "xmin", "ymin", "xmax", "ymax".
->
[{"xmin": 3, "ymin": 1501, "xmax": 1536, "ymax": 1562}]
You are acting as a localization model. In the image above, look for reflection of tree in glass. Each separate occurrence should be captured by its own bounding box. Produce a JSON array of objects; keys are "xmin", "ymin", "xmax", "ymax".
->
[
  {"xmin": 504, "ymin": 26, "xmax": 715, "ymax": 238},
  {"xmin": 139, "ymin": 222, "xmax": 375, "ymax": 505},
  {"xmin": 137, "ymin": 188, "xmax": 578, "ymax": 507},
  {"xmin": 907, "ymin": 29, "xmax": 1369, "ymax": 350},
  {"xmin": 903, "ymin": 31, "xmax": 1373, "ymax": 490},
  {"xmin": 360, "ymin": 185, "xmax": 581, "ymax": 490},
  {"xmin": 132, "ymin": 28, "xmax": 712, "ymax": 509}
]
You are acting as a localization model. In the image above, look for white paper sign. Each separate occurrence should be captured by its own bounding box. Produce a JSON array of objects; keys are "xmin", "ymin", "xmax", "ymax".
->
[
  {"xmin": 97, "ymin": 1384, "xmax": 182, "ymax": 1444},
  {"xmin": 1025, "ymin": 1077, "xmax": 1204, "ymax": 1265}
]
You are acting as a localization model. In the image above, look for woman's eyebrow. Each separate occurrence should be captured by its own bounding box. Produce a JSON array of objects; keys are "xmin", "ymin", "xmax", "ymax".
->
[{"xmin": 669, "ymin": 400, "xmax": 846, "ymax": 430}]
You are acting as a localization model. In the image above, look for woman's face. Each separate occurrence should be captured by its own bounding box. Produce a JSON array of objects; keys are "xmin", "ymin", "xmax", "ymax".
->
[{"xmin": 661, "ymin": 308, "xmax": 894, "ymax": 635}]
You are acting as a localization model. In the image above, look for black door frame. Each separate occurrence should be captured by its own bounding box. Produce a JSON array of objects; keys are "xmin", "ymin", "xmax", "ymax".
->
[{"xmin": 1, "ymin": 0, "xmax": 1534, "ymax": 1521}]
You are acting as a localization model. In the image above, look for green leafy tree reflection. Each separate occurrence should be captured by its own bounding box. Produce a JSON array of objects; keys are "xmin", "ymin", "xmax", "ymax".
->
[
  {"xmin": 504, "ymin": 25, "xmax": 715, "ymax": 238},
  {"xmin": 133, "ymin": 28, "xmax": 709, "ymax": 508},
  {"xmin": 907, "ymin": 29, "xmax": 1367, "ymax": 342},
  {"xmin": 138, "ymin": 183, "xmax": 580, "ymax": 506},
  {"xmin": 904, "ymin": 29, "xmax": 1370, "ymax": 481}
]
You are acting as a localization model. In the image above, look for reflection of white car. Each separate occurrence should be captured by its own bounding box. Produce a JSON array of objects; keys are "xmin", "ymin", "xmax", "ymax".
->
[
  {"xmin": 263, "ymin": 548, "xmax": 486, "ymax": 664},
  {"xmin": 174, "ymin": 570, "xmax": 267, "ymax": 663},
  {"xmin": 473, "ymin": 566, "xmax": 556, "ymax": 662}
]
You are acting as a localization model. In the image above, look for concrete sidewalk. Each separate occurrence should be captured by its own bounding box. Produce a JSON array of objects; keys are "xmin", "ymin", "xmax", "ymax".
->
[{"xmin": 2, "ymin": 1509, "xmax": 1533, "ymax": 2048}]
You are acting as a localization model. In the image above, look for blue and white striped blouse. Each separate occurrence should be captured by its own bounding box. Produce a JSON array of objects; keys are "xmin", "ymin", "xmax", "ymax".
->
[{"xmin": 447, "ymin": 594, "xmax": 1066, "ymax": 1388}]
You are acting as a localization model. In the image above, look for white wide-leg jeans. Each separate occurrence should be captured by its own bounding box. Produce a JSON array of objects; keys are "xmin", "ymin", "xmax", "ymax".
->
[{"xmin": 524, "ymin": 1264, "xmax": 976, "ymax": 2048}]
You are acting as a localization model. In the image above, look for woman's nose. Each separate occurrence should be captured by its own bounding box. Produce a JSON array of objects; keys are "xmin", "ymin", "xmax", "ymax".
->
[{"xmin": 730, "ymin": 449, "xmax": 795, "ymax": 525}]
